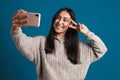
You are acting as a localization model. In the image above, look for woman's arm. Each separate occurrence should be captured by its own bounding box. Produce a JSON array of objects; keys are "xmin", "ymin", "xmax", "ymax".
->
[
  {"xmin": 69, "ymin": 19, "xmax": 107, "ymax": 62},
  {"xmin": 11, "ymin": 9, "xmax": 41, "ymax": 63},
  {"xmin": 11, "ymin": 27, "xmax": 41, "ymax": 63},
  {"xmin": 85, "ymin": 31, "xmax": 107, "ymax": 62}
]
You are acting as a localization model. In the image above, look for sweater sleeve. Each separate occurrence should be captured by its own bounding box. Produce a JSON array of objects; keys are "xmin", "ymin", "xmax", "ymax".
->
[
  {"xmin": 85, "ymin": 31, "xmax": 107, "ymax": 63},
  {"xmin": 10, "ymin": 27, "xmax": 41, "ymax": 64}
]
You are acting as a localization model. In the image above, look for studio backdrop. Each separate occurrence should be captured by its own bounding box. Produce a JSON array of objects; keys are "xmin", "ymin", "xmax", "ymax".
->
[{"xmin": 0, "ymin": 0, "xmax": 120, "ymax": 80}]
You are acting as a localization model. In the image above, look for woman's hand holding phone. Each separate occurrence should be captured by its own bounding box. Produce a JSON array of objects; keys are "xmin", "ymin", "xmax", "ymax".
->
[
  {"xmin": 12, "ymin": 9, "xmax": 40, "ymax": 33},
  {"xmin": 12, "ymin": 9, "xmax": 27, "ymax": 32}
]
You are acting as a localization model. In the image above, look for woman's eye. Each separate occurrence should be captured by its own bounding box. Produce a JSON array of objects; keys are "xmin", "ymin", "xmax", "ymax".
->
[
  {"xmin": 56, "ymin": 16, "xmax": 60, "ymax": 19},
  {"xmin": 64, "ymin": 19, "xmax": 68, "ymax": 22}
]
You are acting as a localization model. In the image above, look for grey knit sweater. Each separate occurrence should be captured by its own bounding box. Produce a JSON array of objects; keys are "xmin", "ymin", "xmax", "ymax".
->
[{"xmin": 11, "ymin": 28, "xmax": 107, "ymax": 80}]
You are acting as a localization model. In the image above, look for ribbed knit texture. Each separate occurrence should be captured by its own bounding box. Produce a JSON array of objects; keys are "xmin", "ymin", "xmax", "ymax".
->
[{"xmin": 11, "ymin": 27, "xmax": 107, "ymax": 80}]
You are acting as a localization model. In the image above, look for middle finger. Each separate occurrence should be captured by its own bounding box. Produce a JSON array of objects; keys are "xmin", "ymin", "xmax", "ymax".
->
[{"xmin": 71, "ymin": 19, "xmax": 77, "ymax": 26}]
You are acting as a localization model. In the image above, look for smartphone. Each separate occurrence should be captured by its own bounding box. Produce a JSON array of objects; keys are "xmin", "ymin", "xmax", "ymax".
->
[{"xmin": 21, "ymin": 12, "xmax": 41, "ymax": 27}]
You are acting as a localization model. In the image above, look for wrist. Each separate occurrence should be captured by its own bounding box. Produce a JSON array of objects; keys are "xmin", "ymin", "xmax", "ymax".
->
[
  {"xmin": 12, "ymin": 26, "xmax": 19, "ymax": 33},
  {"xmin": 81, "ymin": 30, "xmax": 89, "ymax": 35}
]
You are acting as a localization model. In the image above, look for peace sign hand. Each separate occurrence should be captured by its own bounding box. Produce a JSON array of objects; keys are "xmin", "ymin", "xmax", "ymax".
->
[{"xmin": 69, "ymin": 19, "xmax": 89, "ymax": 35}]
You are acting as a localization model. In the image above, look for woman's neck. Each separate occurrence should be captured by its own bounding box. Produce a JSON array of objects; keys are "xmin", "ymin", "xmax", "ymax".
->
[{"xmin": 56, "ymin": 33, "xmax": 65, "ymax": 40}]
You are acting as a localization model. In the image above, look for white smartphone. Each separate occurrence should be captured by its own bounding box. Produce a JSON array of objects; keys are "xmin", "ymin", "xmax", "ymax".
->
[{"xmin": 21, "ymin": 12, "xmax": 41, "ymax": 27}]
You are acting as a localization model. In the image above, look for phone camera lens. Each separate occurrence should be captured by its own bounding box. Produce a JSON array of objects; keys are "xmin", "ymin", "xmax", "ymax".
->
[{"xmin": 35, "ymin": 14, "xmax": 39, "ymax": 17}]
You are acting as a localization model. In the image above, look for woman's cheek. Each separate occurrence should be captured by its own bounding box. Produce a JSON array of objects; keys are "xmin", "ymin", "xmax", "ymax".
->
[{"xmin": 65, "ymin": 23, "xmax": 70, "ymax": 28}]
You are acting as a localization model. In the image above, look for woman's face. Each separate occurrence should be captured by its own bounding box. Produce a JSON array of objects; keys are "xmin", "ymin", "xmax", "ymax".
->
[{"xmin": 53, "ymin": 10, "xmax": 71, "ymax": 36}]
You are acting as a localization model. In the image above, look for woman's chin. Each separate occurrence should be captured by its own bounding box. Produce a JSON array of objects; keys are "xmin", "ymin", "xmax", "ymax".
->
[
  {"xmin": 56, "ymin": 31, "xmax": 62, "ymax": 34},
  {"xmin": 55, "ymin": 29, "xmax": 63, "ymax": 33}
]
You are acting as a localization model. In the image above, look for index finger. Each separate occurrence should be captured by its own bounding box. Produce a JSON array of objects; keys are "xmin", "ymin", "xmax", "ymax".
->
[
  {"xmin": 12, "ymin": 9, "xmax": 27, "ymax": 20},
  {"xmin": 16, "ymin": 9, "xmax": 27, "ymax": 15},
  {"xmin": 71, "ymin": 19, "xmax": 77, "ymax": 26}
]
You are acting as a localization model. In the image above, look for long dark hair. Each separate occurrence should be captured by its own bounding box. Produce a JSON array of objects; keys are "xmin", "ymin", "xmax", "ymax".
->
[{"xmin": 45, "ymin": 7, "xmax": 80, "ymax": 64}]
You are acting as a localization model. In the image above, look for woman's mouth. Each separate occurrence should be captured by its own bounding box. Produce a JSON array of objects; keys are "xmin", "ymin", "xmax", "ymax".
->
[{"xmin": 56, "ymin": 24, "xmax": 64, "ymax": 28}]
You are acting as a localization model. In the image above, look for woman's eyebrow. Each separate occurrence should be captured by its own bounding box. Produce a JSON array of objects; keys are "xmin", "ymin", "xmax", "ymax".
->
[
  {"xmin": 57, "ymin": 15, "xmax": 70, "ymax": 20},
  {"xmin": 63, "ymin": 17, "xmax": 70, "ymax": 20}
]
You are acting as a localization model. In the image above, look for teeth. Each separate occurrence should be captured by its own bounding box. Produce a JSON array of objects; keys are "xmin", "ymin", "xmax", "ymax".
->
[
  {"xmin": 57, "ymin": 26, "xmax": 63, "ymax": 28},
  {"xmin": 56, "ymin": 24, "xmax": 64, "ymax": 28}
]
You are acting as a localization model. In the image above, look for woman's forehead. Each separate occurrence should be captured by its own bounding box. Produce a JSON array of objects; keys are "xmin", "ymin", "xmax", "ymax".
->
[{"xmin": 58, "ymin": 11, "xmax": 71, "ymax": 19}]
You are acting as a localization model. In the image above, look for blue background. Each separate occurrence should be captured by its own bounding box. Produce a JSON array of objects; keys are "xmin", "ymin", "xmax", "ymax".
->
[{"xmin": 0, "ymin": 0, "xmax": 120, "ymax": 80}]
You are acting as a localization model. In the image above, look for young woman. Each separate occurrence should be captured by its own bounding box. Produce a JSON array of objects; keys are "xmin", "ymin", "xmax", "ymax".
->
[{"xmin": 11, "ymin": 8, "xmax": 107, "ymax": 80}]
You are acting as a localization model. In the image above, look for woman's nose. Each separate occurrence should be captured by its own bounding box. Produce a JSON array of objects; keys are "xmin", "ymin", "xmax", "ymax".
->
[{"xmin": 58, "ymin": 19, "xmax": 63, "ymax": 24}]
